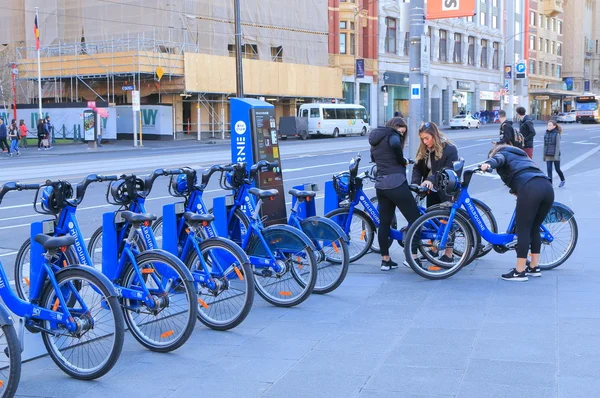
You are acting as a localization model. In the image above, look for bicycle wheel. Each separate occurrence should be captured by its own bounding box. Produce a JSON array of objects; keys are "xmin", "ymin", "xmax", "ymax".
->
[
  {"xmin": 403, "ymin": 209, "xmax": 473, "ymax": 280},
  {"xmin": 152, "ymin": 216, "xmax": 163, "ymax": 249},
  {"xmin": 538, "ymin": 206, "xmax": 578, "ymax": 270},
  {"xmin": 88, "ymin": 226, "xmax": 147, "ymax": 270},
  {"xmin": 121, "ymin": 250, "xmax": 196, "ymax": 352},
  {"xmin": 325, "ymin": 208, "xmax": 374, "ymax": 263},
  {"xmin": 185, "ymin": 238, "xmax": 255, "ymax": 330},
  {"xmin": 40, "ymin": 267, "xmax": 124, "ymax": 380},
  {"xmin": 369, "ymin": 196, "xmax": 396, "ymax": 254},
  {"xmin": 300, "ymin": 217, "xmax": 350, "ymax": 294},
  {"xmin": 0, "ymin": 319, "xmax": 21, "ymax": 398},
  {"xmin": 246, "ymin": 225, "xmax": 318, "ymax": 307},
  {"xmin": 471, "ymin": 198, "xmax": 498, "ymax": 258},
  {"xmin": 15, "ymin": 238, "xmax": 78, "ymax": 301}
]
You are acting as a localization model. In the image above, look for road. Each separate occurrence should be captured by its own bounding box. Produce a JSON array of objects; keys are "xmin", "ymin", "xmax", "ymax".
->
[{"xmin": 0, "ymin": 122, "xmax": 598, "ymax": 282}]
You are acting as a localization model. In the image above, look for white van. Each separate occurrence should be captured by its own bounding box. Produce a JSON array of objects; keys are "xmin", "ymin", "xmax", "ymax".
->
[{"xmin": 297, "ymin": 104, "xmax": 369, "ymax": 137}]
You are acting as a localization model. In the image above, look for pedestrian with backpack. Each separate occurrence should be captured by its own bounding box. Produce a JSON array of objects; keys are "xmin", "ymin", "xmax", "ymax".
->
[
  {"xmin": 494, "ymin": 110, "xmax": 524, "ymax": 148},
  {"xmin": 543, "ymin": 120, "xmax": 566, "ymax": 187},
  {"xmin": 516, "ymin": 106, "xmax": 536, "ymax": 158},
  {"xmin": 8, "ymin": 120, "xmax": 20, "ymax": 157}
]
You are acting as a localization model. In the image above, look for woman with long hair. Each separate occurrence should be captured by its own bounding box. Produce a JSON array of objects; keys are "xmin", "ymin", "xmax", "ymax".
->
[
  {"xmin": 369, "ymin": 117, "xmax": 421, "ymax": 271},
  {"xmin": 543, "ymin": 120, "xmax": 566, "ymax": 187},
  {"xmin": 411, "ymin": 122, "xmax": 459, "ymax": 263}
]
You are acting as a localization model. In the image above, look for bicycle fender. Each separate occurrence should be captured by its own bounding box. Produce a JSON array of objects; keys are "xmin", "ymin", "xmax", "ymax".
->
[
  {"xmin": 261, "ymin": 224, "xmax": 317, "ymax": 252},
  {"xmin": 55, "ymin": 265, "xmax": 120, "ymax": 298},
  {"xmin": 326, "ymin": 208, "xmax": 377, "ymax": 234},
  {"xmin": 136, "ymin": 249, "xmax": 195, "ymax": 282},
  {"xmin": 301, "ymin": 216, "xmax": 349, "ymax": 241},
  {"xmin": 545, "ymin": 202, "xmax": 575, "ymax": 223},
  {"xmin": 0, "ymin": 303, "xmax": 14, "ymax": 327},
  {"xmin": 199, "ymin": 237, "xmax": 251, "ymax": 265}
]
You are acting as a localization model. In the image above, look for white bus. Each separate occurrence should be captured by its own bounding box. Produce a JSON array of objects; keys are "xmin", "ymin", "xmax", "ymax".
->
[{"xmin": 297, "ymin": 104, "xmax": 369, "ymax": 137}]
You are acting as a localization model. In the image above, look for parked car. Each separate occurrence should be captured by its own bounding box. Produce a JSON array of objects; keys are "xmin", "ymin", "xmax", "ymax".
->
[
  {"xmin": 449, "ymin": 115, "xmax": 481, "ymax": 129},
  {"xmin": 556, "ymin": 111, "xmax": 577, "ymax": 123}
]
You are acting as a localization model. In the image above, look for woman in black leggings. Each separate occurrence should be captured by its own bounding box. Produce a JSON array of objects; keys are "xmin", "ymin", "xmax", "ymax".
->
[
  {"xmin": 481, "ymin": 144, "xmax": 554, "ymax": 281},
  {"xmin": 369, "ymin": 117, "xmax": 421, "ymax": 271}
]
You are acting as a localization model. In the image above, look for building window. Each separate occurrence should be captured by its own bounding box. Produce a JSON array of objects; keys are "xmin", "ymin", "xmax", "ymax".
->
[
  {"xmin": 350, "ymin": 33, "xmax": 355, "ymax": 55},
  {"xmin": 492, "ymin": 15, "xmax": 498, "ymax": 29},
  {"xmin": 545, "ymin": 62, "xmax": 549, "ymax": 75},
  {"xmin": 385, "ymin": 18, "xmax": 397, "ymax": 53},
  {"xmin": 556, "ymin": 43, "xmax": 562, "ymax": 56},
  {"xmin": 545, "ymin": 39, "xmax": 549, "ymax": 53},
  {"xmin": 340, "ymin": 21, "xmax": 347, "ymax": 29},
  {"xmin": 558, "ymin": 20, "xmax": 563, "ymax": 34},
  {"xmin": 271, "ymin": 46, "xmax": 283, "ymax": 62},
  {"xmin": 529, "ymin": 59, "xmax": 535, "ymax": 75},
  {"xmin": 539, "ymin": 61, "xmax": 543, "ymax": 75},
  {"xmin": 229, "ymin": 44, "xmax": 258, "ymax": 59},
  {"xmin": 551, "ymin": 64, "xmax": 555, "ymax": 77},
  {"xmin": 468, "ymin": 36, "xmax": 475, "ymax": 66},
  {"xmin": 493, "ymin": 42, "xmax": 499, "ymax": 69},
  {"xmin": 340, "ymin": 33, "xmax": 347, "ymax": 54},
  {"xmin": 404, "ymin": 32, "xmax": 409, "ymax": 56},
  {"xmin": 550, "ymin": 41, "xmax": 555, "ymax": 55},
  {"xmin": 557, "ymin": 65, "xmax": 562, "ymax": 78},
  {"xmin": 552, "ymin": 18, "xmax": 556, "ymax": 31},
  {"xmin": 454, "ymin": 33, "xmax": 462, "ymax": 63},
  {"xmin": 480, "ymin": 39, "xmax": 488, "ymax": 67},
  {"xmin": 530, "ymin": 11, "xmax": 536, "ymax": 26},
  {"xmin": 545, "ymin": 16, "xmax": 549, "ymax": 29},
  {"xmin": 538, "ymin": 14, "xmax": 543, "ymax": 27},
  {"xmin": 530, "ymin": 35, "xmax": 536, "ymax": 50},
  {"xmin": 597, "ymin": 40, "xmax": 599, "ymax": 53},
  {"xmin": 439, "ymin": 30, "xmax": 447, "ymax": 61},
  {"xmin": 539, "ymin": 37, "xmax": 543, "ymax": 52},
  {"xmin": 350, "ymin": 21, "xmax": 355, "ymax": 30},
  {"xmin": 466, "ymin": 15, "xmax": 474, "ymax": 23},
  {"xmin": 480, "ymin": 11, "xmax": 486, "ymax": 26}
]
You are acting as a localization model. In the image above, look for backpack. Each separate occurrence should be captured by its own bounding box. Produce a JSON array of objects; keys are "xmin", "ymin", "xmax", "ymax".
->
[{"xmin": 512, "ymin": 130, "xmax": 524, "ymax": 148}]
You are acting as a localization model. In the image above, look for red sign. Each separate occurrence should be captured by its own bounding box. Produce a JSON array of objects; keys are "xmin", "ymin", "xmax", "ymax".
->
[
  {"xmin": 87, "ymin": 101, "xmax": 96, "ymax": 108},
  {"xmin": 426, "ymin": 0, "xmax": 476, "ymax": 20}
]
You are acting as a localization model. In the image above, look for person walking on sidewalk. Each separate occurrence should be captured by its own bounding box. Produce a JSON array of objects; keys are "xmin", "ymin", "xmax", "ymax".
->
[
  {"xmin": 44, "ymin": 116, "xmax": 54, "ymax": 149},
  {"xmin": 369, "ymin": 117, "xmax": 421, "ymax": 271},
  {"xmin": 480, "ymin": 144, "xmax": 554, "ymax": 282},
  {"xmin": 18, "ymin": 120, "xmax": 28, "ymax": 149},
  {"xmin": 8, "ymin": 120, "xmax": 20, "ymax": 157},
  {"xmin": 36, "ymin": 118, "xmax": 45, "ymax": 150},
  {"xmin": 411, "ymin": 121, "xmax": 458, "ymax": 264},
  {"xmin": 543, "ymin": 120, "xmax": 566, "ymax": 187},
  {"xmin": 0, "ymin": 118, "xmax": 10, "ymax": 155},
  {"xmin": 516, "ymin": 106, "xmax": 536, "ymax": 158},
  {"xmin": 494, "ymin": 110, "xmax": 520, "ymax": 147}
]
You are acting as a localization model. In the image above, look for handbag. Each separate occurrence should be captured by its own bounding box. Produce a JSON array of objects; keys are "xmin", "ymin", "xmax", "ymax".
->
[{"xmin": 41, "ymin": 138, "xmax": 49, "ymax": 147}]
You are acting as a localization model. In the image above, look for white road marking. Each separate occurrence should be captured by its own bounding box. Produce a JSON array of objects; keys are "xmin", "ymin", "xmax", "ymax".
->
[
  {"xmin": 573, "ymin": 141, "xmax": 597, "ymax": 145},
  {"xmin": 562, "ymin": 144, "xmax": 600, "ymax": 171}
]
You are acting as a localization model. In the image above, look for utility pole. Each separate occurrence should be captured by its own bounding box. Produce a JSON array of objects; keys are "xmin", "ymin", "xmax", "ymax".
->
[
  {"xmin": 408, "ymin": 0, "xmax": 425, "ymax": 158},
  {"xmin": 353, "ymin": 7, "xmax": 359, "ymax": 105},
  {"xmin": 505, "ymin": 0, "xmax": 515, "ymax": 120},
  {"xmin": 234, "ymin": 0, "xmax": 244, "ymax": 98}
]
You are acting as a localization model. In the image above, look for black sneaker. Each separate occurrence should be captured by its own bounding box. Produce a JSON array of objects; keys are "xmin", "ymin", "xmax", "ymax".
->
[
  {"xmin": 381, "ymin": 259, "xmax": 399, "ymax": 271},
  {"xmin": 403, "ymin": 257, "xmax": 423, "ymax": 269},
  {"xmin": 439, "ymin": 255, "xmax": 454, "ymax": 263},
  {"xmin": 525, "ymin": 265, "xmax": 542, "ymax": 277},
  {"xmin": 501, "ymin": 268, "xmax": 528, "ymax": 282}
]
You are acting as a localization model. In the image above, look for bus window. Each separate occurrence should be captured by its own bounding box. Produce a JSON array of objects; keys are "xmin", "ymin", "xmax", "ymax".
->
[
  {"xmin": 301, "ymin": 109, "xmax": 309, "ymax": 118},
  {"xmin": 310, "ymin": 108, "xmax": 320, "ymax": 118},
  {"xmin": 324, "ymin": 109, "xmax": 337, "ymax": 119},
  {"xmin": 337, "ymin": 109, "xmax": 349, "ymax": 119}
]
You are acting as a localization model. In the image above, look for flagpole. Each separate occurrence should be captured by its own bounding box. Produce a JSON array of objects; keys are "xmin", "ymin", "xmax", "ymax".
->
[{"xmin": 35, "ymin": 7, "xmax": 43, "ymax": 119}]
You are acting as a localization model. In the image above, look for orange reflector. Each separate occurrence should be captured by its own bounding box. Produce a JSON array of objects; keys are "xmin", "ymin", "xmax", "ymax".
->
[
  {"xmin": 332, "ymin": 242, "xmax": 339, "ymax": 253},
  {"xmin": 440, "ymin": 220, "xmax": 448, "ymax": 225},
  {"xmin": 141, "ymin": 268, "xmax": 154, "ymax": 274},
  {"xmin": 202, "ymin": 221, "xmax": 209, "ymax": 227},
  {"xmin": 0, "ymin": 380, "xmax": 4, "ymax": 388},
  {"xmin": 62, "ymin": 260, "xmax": 67, "ymax": 267},
  {"xmin": 279, "ymin": 291, "xmax": 292, "ymax": 296},
  {"xmin": 24, "ymin": 277, "xmax": 30, "ymax": 287},
  {"xmin": 428, "ymin": 266, "xmax": 441, "ymax": 271},
  {"xmin": 185, "ymin": 228, "xmax": 190, "ymax": 234},
  {"xmin": 197, "ymin": 298, "xmax": 209, "ymax": 309},
  {"xmin": 306, "ymin": 196, "xmax": 311, "ymax": 202},
  {"xmin": 60, "ymin": 246, "xmax": 67, "ymax": 253},
  {"xmin": 269, "ymin": 196, "xmax": 275, "ymax": 201},
  {"xmin": 160, "ymin": 330, "xmax": 174, "ymax": 339},
  {"xmin": 143, "ymin": 221, "xmax": 151, "ymax": 227},
  {"xmin": 52, "ymin": 299, "xmax": 60, "ymax": 311},
  {"xmin": 360, "ymin": 230, "xmax": 366, "ymax": 241},
  {"xmin": 234, "ymin": 266, "xmax": 244, "ymax": 281}
]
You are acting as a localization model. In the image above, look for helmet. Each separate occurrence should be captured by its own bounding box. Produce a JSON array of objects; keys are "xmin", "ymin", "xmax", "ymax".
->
[
  {"xmin": 436, "ymin": 169, "xmax": 461, "ymax": 197},
  {"xmin": 333, "ymin": 172, "xmax": 351, "ymax": 197},
  {"xmin": 110, "ymin": 177, "xmax": 144, "ymax": 205},
  {"xmin": 40, "ymin": 182, "xmax": 73, "ymax": 214},
  {"xmin": 171, "ymin": 174, "xmax": 189, "ymax": 195}
]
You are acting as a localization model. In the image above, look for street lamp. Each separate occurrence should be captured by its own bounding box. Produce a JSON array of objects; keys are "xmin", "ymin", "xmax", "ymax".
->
[{"xmin": 353, "ymin": 7, "xmax": 368, "ymax": 105}]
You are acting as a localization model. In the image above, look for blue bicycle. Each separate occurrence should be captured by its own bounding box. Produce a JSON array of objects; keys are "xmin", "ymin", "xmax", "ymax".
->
[
  {"xmin": 1, "ymin": 182, "xmax": 124, "ymax": 380},
  {"xmin": 403, "ymin": 160, "xmax": 578, "ymax": 279},
  {"xmin": 0, "ymin": 299, "xmax": 20, "ymax": 398},
  {"xmin": 15, "ymin": 175, "xmax": 197, "ymax": 352},
  {"xmin": 89, "ymin": 169, "xmax": 255, "ymax": 331}
]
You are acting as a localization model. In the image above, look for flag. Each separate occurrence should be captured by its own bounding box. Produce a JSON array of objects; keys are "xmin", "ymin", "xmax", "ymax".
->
[{"xmin": 34, "ymin": 15, "xmax": 40, "ymax": 50}]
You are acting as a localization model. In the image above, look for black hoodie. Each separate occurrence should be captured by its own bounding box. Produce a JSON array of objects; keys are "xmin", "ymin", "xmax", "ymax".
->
[
  {"xmin": 369, "ymin": 126, "xmax": 407, "ymax": 189},
  {"xmin": 485, "ymin": 146, "xmax": 549, "ymax": 194}
]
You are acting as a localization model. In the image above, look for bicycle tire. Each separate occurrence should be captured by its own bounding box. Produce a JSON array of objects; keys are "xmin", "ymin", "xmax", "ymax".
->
[
  {"xmin": 15, "ymin": 238, "xmax": 79, "ymax": 302},
  {"xmin": 299, "ymin": 217, "xmax": 350, "ymax": 294},
  {"xmin": 152, "ymin": 216, "xmax": 163, "ymax": 249},
  {"xmin": 0, "ymin": 320, "xmax": 21, "ymax": 398},
  {"xmin": 403, "ymin": 209, "xmax": 473, "ymax": 280},
  {"xmin": 369, "ymin": 196, "xmax": 396, "ymax": 254},
  {"xmin": 538, "ymin": 209, "xmax": 578, "ymax": 270},
  {"xmin": 324, "ymin": 208, "xmax": 375, "ymax": 263},
  {"xmin": 425, "ymin": 206, "xmax": 480, "ymax": 266},
  {"xmin": 121, "ymin": 250, "xmax": 196, "ymax": 352},
  {"xmin": 40, "ymin": 267, "xmax": 124, "ymax": 380},
  {"xmin": 88, "ymin": 225, "xmax": 147, "ymax": 270},
  {"xmin": 471, "ymin": 198, "xmax": 498, "ymax": 258},
  {"xmin": 185, "ymin": 237, "xmax": 255, "ymax": 330}
]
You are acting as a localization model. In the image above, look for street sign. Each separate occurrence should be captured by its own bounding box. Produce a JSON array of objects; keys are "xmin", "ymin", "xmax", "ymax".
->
[
  {"xmin": 515, "ymin": 61, "xmax": 527, "ymax": 79},
  {"xmin": 504, "ymin": 80, "xmax": 509, "ymax": 90},
  {"xmin": 504, "ymin": 65, "xmax": 512, "ymax": 79},
  {"xmin": 122, "ymin": 85, "xmax": 135, "ymax": 91},
  {"xmin": 383, "ymin": 92, "xmax": 389, "ymax": 104},
  {"xmin": 156, "ymin": 66, "xmax": 164, "ymax": 81},
  {"xmin": 420, "ymin": 35, "xmax": 430, "ymax": 75},
  {"xmin": 132, "ymin": 90, "xmax": 140, "ymax": 111},
  {"xmin": 410, "ymin": 84, "xmax": 421, "ymax": 99},
  {"xmin": 87, "ymin": 101, "xmax": 96, "ymax": 108},
  {"xmin": 356, "ymin": 59, "xmax": 365, "ymax": 79},
  {"xmin": 426, "ymin": 0, "xmax": 476, "ymax": 20}
]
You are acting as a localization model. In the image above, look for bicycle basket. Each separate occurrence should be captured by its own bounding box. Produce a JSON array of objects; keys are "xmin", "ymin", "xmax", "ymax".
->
[
  {"xmin": 36, "ymin": 181, "xmax": 73, "ymax": 215},
  {"xmin": 169, "ymin": 174, "xmax": 190, "ymax": 197},
  {"xmin": 108, "ymin": 177, "xmax": 144, "ymax": 205}
]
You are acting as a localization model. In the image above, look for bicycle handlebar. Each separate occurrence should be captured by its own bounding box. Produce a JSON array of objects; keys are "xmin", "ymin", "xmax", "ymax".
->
[
  {"xmin": 69, "ymin": 174, "xmax": 118, "ymax": 206},
  {"xmin": 250, "ymin": 160, "xmax": 278, "ymax": 177},
  {"xmin": 0, "ymin": 182, "xmax": 41, "ymax": 204}
]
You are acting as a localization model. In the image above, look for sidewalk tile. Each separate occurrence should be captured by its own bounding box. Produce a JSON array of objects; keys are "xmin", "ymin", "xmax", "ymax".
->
[
  {"xmin": 463, "ymin": 359, "xmax": 556, "ymax": 388},
  {"xmin": 364, "ymin": 365, "xmax": 464, "ymax": 396},
  {"xmin": 457, "ymin": 382, "xmax": 555, "ymax": 398},
  {"xmin": 399, "ymin": 327, "xmax": 478, "ymax": 347},
  {"xmin": 559, "ymin": 376, "xmax": 600, "ymax": 398},
  {"xmin": 483, "ymin": 306, "xmax": 557, "ymax": 325},
  {"xmin": 202, "ymin": 356, "xmax": 297, "ymax": 383},
  {"xmin": 385, "ymin": 343, "xmax": 472, "ymax": 369},
  {"xmin": 256, "ymin": 321, "xmax": 337, "ymax": 341},
  {"xmin": 559, "ymin": 317, "xmax": 600, "ymax": 336},
  {"xmin": 411, "ymin": 309, "xmax": 486, "ymax": 329},
  {"xmin": 471, "ymin": 338, "xmax": 556, "ymax": 364},
  {"xmin": 232, "ymin": 336, "xmax": 317, "ymax": 360},
  {"xmin": 170, "ymin": 379, "xmax": 271, "ymax": 398},
  {"xmin": 291, "ymin": 350, "xmax": 382, "ymax": 376},
  {"xmin": 358, "ymin": 390, "xmax": 453, "ymax": 398},
  {"xmin": 479, "ymin": 322, "xmax": 557, "ymax": 342},
  {"xmin": 262, "ymin": 372, "xmax": 369, "ymax": 398},
  {"xmin": 313, "ymin": 331, "xmax": 393, "ymax": 354}
]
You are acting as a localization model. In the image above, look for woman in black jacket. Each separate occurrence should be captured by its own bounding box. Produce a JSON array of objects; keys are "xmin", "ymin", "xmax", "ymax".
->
[
  {"xmin": 369, "ymin": 117, "xmax": 421, "ymax": 271},
  {"xmin": 481, "ymin": 145, "xmax": 554, "ymax": 281},
  {"xmin": 543, "ymin": 120, "xmax": 566, "ymax": 187},
  {"xmin": 411, "ymin": 122, "xmax": 458, "ymax": 263}
]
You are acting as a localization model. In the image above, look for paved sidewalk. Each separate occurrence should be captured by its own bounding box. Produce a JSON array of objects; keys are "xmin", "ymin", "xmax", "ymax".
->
[{"xmin": 14, "ymin": 165, "xmax": 599, "ymax": 398}]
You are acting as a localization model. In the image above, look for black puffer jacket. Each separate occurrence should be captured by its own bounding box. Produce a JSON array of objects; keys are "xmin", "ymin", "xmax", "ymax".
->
[
  {"xmin": 519, "ymin": 115, "xmax": 536, "ymax": 148},
  {"xmin": 369, "ymin": 126, "xmax": 407, "ymax": 189},
  {"xmin": 485, "ymin": 146, "xmax": 549, "ymax": 194}
]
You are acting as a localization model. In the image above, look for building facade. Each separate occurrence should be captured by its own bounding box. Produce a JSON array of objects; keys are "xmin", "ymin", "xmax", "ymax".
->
[
  {"xmin": 563, "ymin": 0, "xmax": 600, "ymax": 96},
  {"xmin": 378, "ymin": 0, "xmax": 504, "ymax": 127},
  {"xmin": 328, "ymin": 0, "xmax": 379, "ymax": 127}
]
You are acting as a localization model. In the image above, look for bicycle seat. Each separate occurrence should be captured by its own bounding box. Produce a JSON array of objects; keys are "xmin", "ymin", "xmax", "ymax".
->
[
  {"xmin": 34, "ymin": 234, "xmax": 76, "ymax": 251},
  {"xmin": 120, "ymin": 211, "xmax": 157, "ymax": 224},
  {"xmin": 288, "ymin": 189, "xmax": 316, "ymax": 202},
  {"xmin": 248, "ymin": 187, "xmax": 279, "ymax": 200},
  {"xmin": 183, "ymin": 212, "xmax": 215, "ymax": 226}
]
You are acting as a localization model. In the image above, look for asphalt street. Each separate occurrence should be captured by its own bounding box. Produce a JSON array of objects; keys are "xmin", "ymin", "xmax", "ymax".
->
[{"xmin": 0, "ymin": 122, "xmax": 598, "ymax": 282}]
